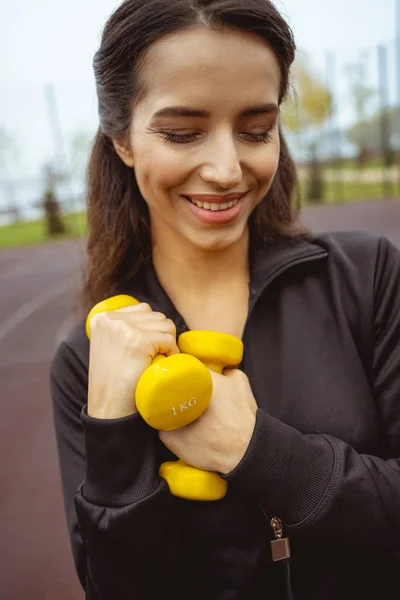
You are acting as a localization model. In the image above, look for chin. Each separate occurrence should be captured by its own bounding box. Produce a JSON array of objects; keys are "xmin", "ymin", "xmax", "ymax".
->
[{"xmin": 186, "ymin": 225, "xmax": 248, "ymax": 252}]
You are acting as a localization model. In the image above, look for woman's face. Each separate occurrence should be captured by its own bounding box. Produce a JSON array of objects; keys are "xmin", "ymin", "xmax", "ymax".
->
[{"xmin": 116, "ymin": 26, "xmax": 281, "ymax": 252}]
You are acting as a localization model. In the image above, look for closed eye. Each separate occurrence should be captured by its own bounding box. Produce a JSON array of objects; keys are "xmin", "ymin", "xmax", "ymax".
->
[
  {"xmin": 240, "ymin": 131, "xmax": 273, "ymax": 143},
  {"xmin": 161, "ymin": 130, "xmax": 273, "ymax": 145},
  {"xmin": 162, "ymin": 132, "xmax": 201, "ymax": 144}
]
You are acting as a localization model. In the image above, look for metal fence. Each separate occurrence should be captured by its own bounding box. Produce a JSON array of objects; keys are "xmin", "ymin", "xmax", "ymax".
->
[{"xmin": 283, "ymin": 35, "xmax": 400, "ymax": 204}]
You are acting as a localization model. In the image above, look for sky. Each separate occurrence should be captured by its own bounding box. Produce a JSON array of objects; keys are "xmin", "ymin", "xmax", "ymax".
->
[
  {"xmin": 1, "ymin": 0, "xmax": 396, "ymax": 85},
  {"xmin": 0, "ymin": 0, "xmax": 398, "ymax": 190}
]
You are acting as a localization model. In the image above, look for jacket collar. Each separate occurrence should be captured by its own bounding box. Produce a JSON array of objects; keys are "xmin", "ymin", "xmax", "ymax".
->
[
  {"xmin": 124, "ymin": 233, "xmax": 328, "ymax": 335},
  {"xmin": 248, "ymin": 232, "xmax": 328, "ymax": 301}
]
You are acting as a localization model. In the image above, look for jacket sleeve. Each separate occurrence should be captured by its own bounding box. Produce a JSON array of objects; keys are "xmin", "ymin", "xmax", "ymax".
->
[
  {"xmin": 225, "ymin": 235, "xmax": 400, "ymax": 559},
  {"xmin": 50, "ymin": 338, "xmax": 185, "ymax": 599}
]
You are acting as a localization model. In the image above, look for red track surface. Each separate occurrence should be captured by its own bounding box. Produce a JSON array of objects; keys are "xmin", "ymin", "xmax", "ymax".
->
[{"xmin": 0, "ymin": 199, "xmax": 399, "ymax": 600}]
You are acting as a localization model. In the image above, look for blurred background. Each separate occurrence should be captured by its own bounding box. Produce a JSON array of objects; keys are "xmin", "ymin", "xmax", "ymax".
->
[
  {"xmin": 0, "ymin": 1, "xmax": 399, "ymax": 599},
  {"xmin": 0, "ymin": 0, "xmax": 399, "ymax": 237}
]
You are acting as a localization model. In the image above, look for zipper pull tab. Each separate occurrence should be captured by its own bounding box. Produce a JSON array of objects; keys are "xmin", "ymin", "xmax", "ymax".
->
[{"xmin": 270, "ymin": 517, "xmax": 291, "ymax": 562}]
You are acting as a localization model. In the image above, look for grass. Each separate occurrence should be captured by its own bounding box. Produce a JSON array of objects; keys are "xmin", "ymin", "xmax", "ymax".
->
[
  {"xmin": 300, "ymin": 180, "xmax": 400, "ymax": 206},
  {"xmin": 329, "ymin": 157, "xmax": 386, "ymax": 171},
  {"xmin": 0, "ymin": 212, "xmax": 86, "ymax": 249},
  {"xmin": 318, "ymin": 156, "xmax": 400, "ymax": 171}
]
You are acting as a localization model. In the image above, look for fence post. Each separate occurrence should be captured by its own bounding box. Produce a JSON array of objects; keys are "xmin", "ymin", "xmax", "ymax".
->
[{"xmin": 377, "ymin": 45, "xmax": 393, "ymax": 197}]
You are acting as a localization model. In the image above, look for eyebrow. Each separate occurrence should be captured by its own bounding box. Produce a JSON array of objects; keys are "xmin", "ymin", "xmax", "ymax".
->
[{"xmin": 151, "ymin": 103, "xmax": 279, "ymax": 119}]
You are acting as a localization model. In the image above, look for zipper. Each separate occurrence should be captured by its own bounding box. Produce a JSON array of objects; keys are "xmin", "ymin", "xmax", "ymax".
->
[
  {"xmin": 259, "ymin": 504, "xmax": 294, "ymax": 599},
  {"xmin": 176, "ymin": 247, "xmax": 326, "ymax": 598},
  {"xmin": 241, "ymin": 249, "xmax": 325, "ymax": 597},
  {"xmin": 270, "ymin": 516, "xmax": 291, "ymax": 562},
  {"xmin": 245, "ymin": 252, "xmax": 326, "ymax": 596}
]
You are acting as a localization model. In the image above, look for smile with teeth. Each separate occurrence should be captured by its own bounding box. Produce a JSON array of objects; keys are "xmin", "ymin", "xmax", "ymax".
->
[{"xmin": 184, "ymin": 196, "xmax": 240, "ymax": 211}]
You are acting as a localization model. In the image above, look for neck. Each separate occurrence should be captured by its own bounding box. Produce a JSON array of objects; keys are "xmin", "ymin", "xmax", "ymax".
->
[{"xmin": 152, "ymin": 230, "xmax": 250, "ymax": 299}]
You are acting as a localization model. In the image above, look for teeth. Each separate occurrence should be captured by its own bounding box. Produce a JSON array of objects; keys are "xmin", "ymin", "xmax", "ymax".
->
[{"xmin": 187, "ymin": 198, "xmax": 239, "ymax": 211}]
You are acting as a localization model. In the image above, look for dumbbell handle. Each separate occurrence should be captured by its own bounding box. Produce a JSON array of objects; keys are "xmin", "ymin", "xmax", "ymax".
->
[{"xmin": 203, "ymin": 361, "xmax": 223, "ymax": 374}]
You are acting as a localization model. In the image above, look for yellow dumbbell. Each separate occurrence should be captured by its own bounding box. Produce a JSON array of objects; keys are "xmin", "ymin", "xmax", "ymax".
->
[
  {"xmin": 86, "ymin": 295, "xmax": 213, "ymax": 431},
  {"xmin": 86, "ymin": 295, "xmax": 243, "ymax": 502},
  {"xmin": 159, "ymin": 330, "xmax": 244, "ymax": 501}
]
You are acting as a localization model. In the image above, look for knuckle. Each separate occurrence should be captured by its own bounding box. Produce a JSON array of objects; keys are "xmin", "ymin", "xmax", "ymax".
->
[
  {"xmin": 93, "ymin": 312, "xmax": 112, "ymax": 328},
  {"xmin": 140, "ymin": 302, "xmax": 152, "ymax": 311},
  {"xmin": 234, "ymin": 370, "xmax": 246, "ymax": 382},
  {"xmin": 127, "ymin": 328, "xmax": 144, "ymax": 347},
  {"xmin": 110, "ymin": 318, "xmax": 130, "ymax": 339},
  {"xmin": 165, "ymin": 319, "xmax": 176, "ymax": 333},
  {"xmin": 91, "ymin": 311, "xmax": 127, "ymax": 338}
]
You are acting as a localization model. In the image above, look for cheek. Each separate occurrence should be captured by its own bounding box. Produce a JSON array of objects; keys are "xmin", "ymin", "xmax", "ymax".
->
[
  {"xmin": 247, "ymin": 141, "xmax": 280, "ymax": 214},
  {"xmin": 252, "ymin": 141, "xmax": 280, "ymax": 190},
  {"xmin": 133, "ymin": 139, "xmax": 191, "ymax": 195}
]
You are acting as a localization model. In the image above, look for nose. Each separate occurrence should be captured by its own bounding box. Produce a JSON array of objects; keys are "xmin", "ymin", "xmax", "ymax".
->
[{"xmin": 199, "ymin": 133, "xmax": 243, "ymax": 189}]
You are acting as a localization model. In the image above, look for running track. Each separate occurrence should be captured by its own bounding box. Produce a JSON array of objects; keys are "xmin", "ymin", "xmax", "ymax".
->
[{"xmin": 0, "ymin": 199, "xmax": 399, "ymax": 600}]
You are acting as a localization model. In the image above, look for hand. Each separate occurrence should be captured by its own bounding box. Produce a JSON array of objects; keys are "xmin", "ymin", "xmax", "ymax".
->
[
  {"xmin": 88, "ymin": 303, "xmax": 179, "ymax": 419},
  {"xmin": 159, "ymin": 369, "xmax": 257, "ymax": 475}
]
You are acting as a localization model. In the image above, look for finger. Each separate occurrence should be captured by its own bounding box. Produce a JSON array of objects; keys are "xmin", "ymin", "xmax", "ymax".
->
[
  {"xmin": 159, "ymin": 429, "xmax": 183, "ymax": 452},
  {"xmin": 109, "ymin": 313, "xmax": 176, "ymax": 338},
  {"xmin": 143, "ymin": 331, "xmax": 180, "ymax": 356},
  {"xmin": 113, "ymin": 309, "xmax": 169, "ymax": 322},
  {"xmin": 221, "ymin": 366, "xmax": 239, "ymax": 376},
  {"xmin": 114, "ymin": 303, "xmax": 152, "ymax": 314},
  {"xmin": 107, "ymin": 311, "xmax": 171, "ymax": 328},
  {"xmin": 90, "ymin": 310, "xmax": 174, "ymax": 339},
  {"xmin": 129, "ymin": 318, "xmax": 176, "ymax": 337},
  {"xmin": 220, "ymin": 364, "xmax": 246, "ymax": 378}
]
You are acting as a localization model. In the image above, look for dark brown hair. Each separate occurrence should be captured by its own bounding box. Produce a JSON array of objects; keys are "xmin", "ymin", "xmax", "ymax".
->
[{"xmin": 82, "ymin": 0, "xmax": 306, "ymax": 314}]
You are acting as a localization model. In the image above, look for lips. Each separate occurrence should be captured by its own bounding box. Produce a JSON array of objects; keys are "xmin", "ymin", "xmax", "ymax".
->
[
  {"xmin": 182, "ymin": 193, "xmax": 246, "ymax": 203},
  {"xmin": 181, "ymin": 193, "xmax": 247, "ymax": 212},
  {"xmin": 181, "ymin": 192, "xmax": 247, "ymax": 224}
]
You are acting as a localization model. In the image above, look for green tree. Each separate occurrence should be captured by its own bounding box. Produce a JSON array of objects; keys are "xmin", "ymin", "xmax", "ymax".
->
[
  {"xmin": 346, "ymin": 107, "xmax": 399, "ymax": 156},
  {"xmin": 282, "ymin": 55, "xmax": 332, "ymax": 203}
]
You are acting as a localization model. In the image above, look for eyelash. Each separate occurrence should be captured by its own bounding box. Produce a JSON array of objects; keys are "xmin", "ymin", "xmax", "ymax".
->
[{"xmin": 161, "ymin": 131, "xmax": 273, "ymax": 145}]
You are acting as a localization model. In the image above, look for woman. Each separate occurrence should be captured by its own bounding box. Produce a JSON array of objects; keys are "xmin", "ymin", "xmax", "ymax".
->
[{"xmin": 50, "ymin": 1, "xmax": 400, "ymax": 599}]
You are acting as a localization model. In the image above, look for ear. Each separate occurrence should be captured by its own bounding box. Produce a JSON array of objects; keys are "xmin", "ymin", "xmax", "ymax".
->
[{"xmin": 112, "ymin": 139, "xmax": 134, "ymax": 168}]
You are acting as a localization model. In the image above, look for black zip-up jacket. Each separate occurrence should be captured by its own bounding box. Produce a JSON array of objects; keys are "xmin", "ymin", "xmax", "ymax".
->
[{"xmin": 51, "ymin": 231, "xmax": 400, "ymax": 600}]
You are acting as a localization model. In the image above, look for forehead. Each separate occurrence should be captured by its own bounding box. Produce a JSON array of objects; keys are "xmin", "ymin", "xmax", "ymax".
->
[{"xmin": 137, "ymin": 27, "xmax": 281, "ymax": 116}]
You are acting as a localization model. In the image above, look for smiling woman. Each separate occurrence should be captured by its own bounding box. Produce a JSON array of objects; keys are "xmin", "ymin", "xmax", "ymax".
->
[
  {"xmin": 82, "ymin": 1, "xmax": 303, "ymax": 319},
  {"xmin": 50, "ymin": 1, "xmax": 400, "ymax": 600},
  {"xmin": 112, "ymin": 26, "xmax": 284, "ymax": 262}
]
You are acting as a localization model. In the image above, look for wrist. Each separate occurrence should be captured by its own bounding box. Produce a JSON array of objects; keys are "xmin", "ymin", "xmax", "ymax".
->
[
  {"xmin": 88, "ymin": 384, "xmax": 138, "ymax": 419},
  {"xmin": 218, "ymin": 412, "xmax": 257, "ymax": 475},
  {"xmin": 88, "ymin": 405, "xmax": 137, "ymax": 419},
  {"xmin": 88, "ymin": 391, "xmax": 138, "ymax": 419}
]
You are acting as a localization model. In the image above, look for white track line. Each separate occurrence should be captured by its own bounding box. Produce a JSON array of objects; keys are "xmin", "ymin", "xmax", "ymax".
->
[{"xmin": 0, "ymin": 282, "xmax": 70, "ymax": 343}]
